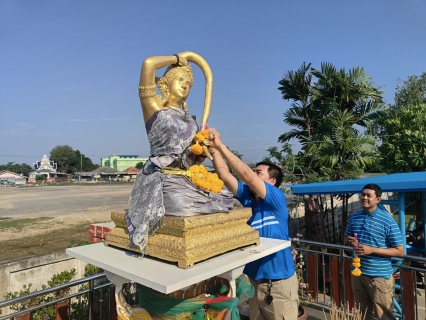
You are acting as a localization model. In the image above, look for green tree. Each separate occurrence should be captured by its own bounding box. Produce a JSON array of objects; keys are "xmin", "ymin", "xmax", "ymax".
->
[
  {"xmin": 376, "ymin": 72, "xmax": 426, "ymax": 173},
  {"xmin": 135, "ymin": 162, "xmax": 145, "ymax": 170},
  {"xmin": 0, "ymin": 162, "xmax": 33, "ymax": 176},
  {"xmin": 50, "ymin": 146, "xmax": 96, "ymax": 173},
  {"xmin": 277, "ymin": 62, "xmax": 384, "ymax": 244},
  {"xmin": 375, "ymin": 72, "xmax": 426, "ymax": 225},
  {"xmin": 50, "ymin": 145, "xmax": 76, "ymax": 174},
  {"xmin": 308, "ymin": 109, "xmax": 376, "ymax": 181},
  {"xmin": 278, "ymin": 62, "xmax": 315, "ymax": 143},
  {"xmin": 70, "ymin": 150, "xmax": 97, "ymax": 173},
  {"xmin": 377, "ymin": 104, "xmax": 426, "ymax": 172},
  {"xmin": 394, "ymin": 71, "xmax": 426, "ymax": 107},
  {"xmin": 277, "ymin": 62, "xmax": 384, "ymax": 183}
]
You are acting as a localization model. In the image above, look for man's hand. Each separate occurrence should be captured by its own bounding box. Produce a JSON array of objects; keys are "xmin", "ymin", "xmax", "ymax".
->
[
  {"xmin": 346, "ymin": 236, "xmax": 358, "ymax": 247},
  {"xmin": 206, "ymin": 128, "xmax": 238, "ymax": 195},
  {"xmin": 356, "ymin": 244, "xmax": 374, "ymax": 255},
  {"xmin": 207, "ymin": 128, "xmax": 224, "ymax": 150}
]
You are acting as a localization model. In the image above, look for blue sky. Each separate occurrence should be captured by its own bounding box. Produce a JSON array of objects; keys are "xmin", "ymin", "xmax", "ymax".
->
[{"xmin": 1, "ymin": 1, "xmax": 426, "ymax": 166}]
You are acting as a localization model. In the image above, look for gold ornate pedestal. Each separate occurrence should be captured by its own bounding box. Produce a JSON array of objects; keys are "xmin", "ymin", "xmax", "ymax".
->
[{"xmin": 105, "ymin": 208, "xmax": 259, "ymax": 269}]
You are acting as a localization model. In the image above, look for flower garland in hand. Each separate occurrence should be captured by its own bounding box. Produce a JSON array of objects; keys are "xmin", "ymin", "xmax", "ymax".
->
[
  {"xmin": 189, "ymin": 165, "xmax": 224, "ymax": 193},
  {"xmin": 351, "ymin": 257, "xmax": 361, "ymax": 276},
  {"xmin": 351, "ymin": 233, "xmax": 362, "ymax": 276},
  {"xmin": 190, "ymin": 130, "xmax": 212, "ymax": 159}
]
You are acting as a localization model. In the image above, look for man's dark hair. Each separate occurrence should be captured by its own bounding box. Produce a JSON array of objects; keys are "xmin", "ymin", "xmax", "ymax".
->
[
  {"xmin": 255, "ymin": 161, "xmax": 283, "ymax": 187},
  {"xmin": 362, "ymin": 183, "xmax": 382, "ymax": 197}
]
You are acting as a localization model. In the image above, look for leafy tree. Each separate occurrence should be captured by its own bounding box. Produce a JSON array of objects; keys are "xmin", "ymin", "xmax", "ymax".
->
[
  {"xmin": 308, "ymin": 109, "xmax": 376, "ymax": 181},
  {"xmin": 135, "ymin": 162, "xmax": 145, "ymax": 170},
  {"xmin": 310, "ymin": 63, "xmax": 385, "ymax": 133},
  {"xmin": 377, "ymin": 103, "xmax": 426, "ymax": 172},
  {"xmin": 394, "ymin": 71, "xmax": 426, "ymax": 107},
  {"xmin": 277, "ymin": 62, "xmax": 384, "ymax": 244},
  {"xmin": 278, "ymin": 62, "xmax": 315, "ymax": 143},
  {"xmin": 50, "ymin": 146, "xmax": 96, "ymax": 173},
  {"xmin": 374, "ymin": 72, "xmax": 426, "ymax": 225},
  {"xmin": 277, "ymin": 62, "xmax": 383, "ymax": 184},
  {"xmin": 70, "ymin": 150, "xmax": 97, "ymax": 173},
  {"xmin": 376, "ymin": 72, "xmax": 426, "ymax": 173},
  {"xmin": 0, "ymin": 162, "xmax": 33, "ymax": 176},
  {"xmin": 50, "ymin": 145, "xmax": 76, "ymax": 174}
]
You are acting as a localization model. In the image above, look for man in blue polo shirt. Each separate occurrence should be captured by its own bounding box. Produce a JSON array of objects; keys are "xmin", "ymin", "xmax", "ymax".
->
[
  {"xmin": 345, "ymin": 183, "xmax": 404, "ymax": 320},
  {"xmin": 208, "ymin": 128, "xmax": 298, "ymax": 320}
]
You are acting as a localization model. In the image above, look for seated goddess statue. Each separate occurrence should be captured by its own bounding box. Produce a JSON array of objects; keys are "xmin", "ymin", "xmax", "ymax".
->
[{"xmin": 126, "ymin": 52, "xmax": 234, "ymax": 253}]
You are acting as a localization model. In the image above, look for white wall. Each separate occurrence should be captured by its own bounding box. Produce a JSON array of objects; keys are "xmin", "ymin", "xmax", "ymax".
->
[{"xmin": 0, "ymin": 250, "xmax": 87, "ymax": 315}]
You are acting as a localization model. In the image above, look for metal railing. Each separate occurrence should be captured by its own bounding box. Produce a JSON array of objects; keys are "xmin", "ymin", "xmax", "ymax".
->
[
  {"xmin": 2, "ymin": 240, "xmax": 426, "ymax": 320},
  {"xmin": 294, "ymin": 239, "xmax": 426, "ymax": 320},
  {"xmin": 0, "ymin": 273, "xmax": 116, "ymax": 320}
]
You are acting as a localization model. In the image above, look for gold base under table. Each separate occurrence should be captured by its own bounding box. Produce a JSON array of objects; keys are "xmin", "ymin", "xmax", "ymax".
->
[{"xmin": 105, "ymin": 207, "xmax": 259, "ymax": 269}]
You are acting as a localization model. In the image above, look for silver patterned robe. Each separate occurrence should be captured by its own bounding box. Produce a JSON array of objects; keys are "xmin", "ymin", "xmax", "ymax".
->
[{"xmin": 126, "ymin": 108, "xmax": 234, "ymax": 251}]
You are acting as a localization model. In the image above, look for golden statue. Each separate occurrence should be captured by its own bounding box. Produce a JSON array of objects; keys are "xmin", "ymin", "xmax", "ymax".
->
[{"xmin": 126, "ymin": 52, "xmax": 234, "ymax": 253}]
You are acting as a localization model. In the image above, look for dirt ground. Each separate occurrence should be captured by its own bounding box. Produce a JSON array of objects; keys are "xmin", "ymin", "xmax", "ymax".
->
[{"xmin": 0, "ymin": 183, "xmax": 134, "ymax": 261}]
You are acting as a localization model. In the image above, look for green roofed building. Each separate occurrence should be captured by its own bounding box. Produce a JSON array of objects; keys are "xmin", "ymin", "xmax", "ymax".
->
[{"xmin": 101, "ymin": 155, "xmax": 148, "ymax": 172}]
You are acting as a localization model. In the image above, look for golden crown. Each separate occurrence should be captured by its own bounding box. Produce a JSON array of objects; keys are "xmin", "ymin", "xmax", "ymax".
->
[{"xmin": 163, "ymin": 65, "xmax": 194, "ymax": 85}]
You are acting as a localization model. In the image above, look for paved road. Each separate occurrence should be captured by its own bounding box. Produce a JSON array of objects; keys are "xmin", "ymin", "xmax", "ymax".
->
[{"xmin": 0, "ymin": 184, "xmax": 134, "ymax": 218}]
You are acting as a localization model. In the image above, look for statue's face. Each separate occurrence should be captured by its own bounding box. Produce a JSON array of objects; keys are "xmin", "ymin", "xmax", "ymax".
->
[{"xmin": 168, "ymin": 74, "xmax": 192, "ymax": 100}]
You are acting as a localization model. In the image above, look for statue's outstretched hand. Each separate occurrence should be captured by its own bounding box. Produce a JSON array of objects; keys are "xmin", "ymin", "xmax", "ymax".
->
[{"xmin": 177, "ymin": 53, "xmax": 188, "ymax": 66}]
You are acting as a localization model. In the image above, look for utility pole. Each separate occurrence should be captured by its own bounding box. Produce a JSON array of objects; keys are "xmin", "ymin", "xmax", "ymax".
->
[{"xmin": 80, "ymin": 154, "xmax": 82, "ymax": 182}]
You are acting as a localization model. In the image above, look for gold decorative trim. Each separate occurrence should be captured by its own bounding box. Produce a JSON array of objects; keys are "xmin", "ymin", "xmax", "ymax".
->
[
  {"xmin": 106, "ymin": 229, "xmax": 259, "ymax": 269},
  {"xmin": 148, "ymin": 232, "xmax": 260, "ymax": 268},
  {"xmin": 168, "ymin": 277, "xmax": 229, "ymax": 299},
  {"xmin": 111, "ymin": 210, "xmax": 128, "ymax": 228},
  {"xmin": 156, "ymin": 218, "xmax": 249, "ymax": 237},
  {"xmin": 161, "ymin": 208, "xmax": 252, "ymax": 230},
  {"xmin": 129, "ymin": 309, "xmax": 151, "ymax": 320},
  {"xmin": 110, "ymin": 208, "xmax": 252, "ymax": 231},
  {"xmin": 148, "ymin": 224, "xmax": 256, "ymax": 249}
]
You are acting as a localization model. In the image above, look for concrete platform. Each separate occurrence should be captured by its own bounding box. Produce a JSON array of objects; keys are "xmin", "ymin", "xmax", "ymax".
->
[{"xmin": 66, "ymin": 237, "xmax": 290, "ymax": 294}]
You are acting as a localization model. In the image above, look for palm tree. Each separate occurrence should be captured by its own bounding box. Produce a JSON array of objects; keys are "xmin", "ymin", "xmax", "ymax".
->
[
  {"xmin": 309, "ymin": 109, "xmax": 376, "ymax": 179},
  {"xmin": 277, "ymin": 63, "xmax": 385, "ymax": 243},
  {"xmin": 278, "ymin": 62, "xmax": 317, "ymax": 143},
  {"xmin": 278, "ymin": 62, "xmax": 385, "ymax": 155},
  {"xmin": 310, "ymin": 62, "xmax": 386, "ymax": 135}
]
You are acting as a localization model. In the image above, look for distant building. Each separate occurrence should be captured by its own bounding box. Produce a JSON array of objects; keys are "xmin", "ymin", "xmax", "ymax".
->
[
  {"xmin": 74, "ymin": 166, "xmax": 119, "ymax": 181},
  {"xmin": 0, "ymin": 170, "xmax": 27, "ymax": 185},
  {"xmin": 101, "ymin": 155, "xmax": 148, "ymax": 172},
  {"xmin": 121, "ymin": 167, "xmax": 140, "ymax": 181},
  {"xmin": 28, "ymin": 155, "xmax": 69, "ymax": 183}
]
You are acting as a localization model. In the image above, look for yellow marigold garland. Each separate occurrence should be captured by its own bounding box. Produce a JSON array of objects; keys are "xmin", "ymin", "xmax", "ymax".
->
[
  {"xmin": 191, "ymin": 130, "xmax": 211, "ymax": 156},
  {"xmin": 190, "ymin": 143, "xmax": 203, "ymax": 155},
  {"xmin": 351, "ymin": 257, "xmax": 362, "ymax": 276},
  {"xmin": 189, "ymin": 165, "xmax": 224, "ymax": 193},
  {"xmin": 351, "ymin": 233, "xmax": 361, "ymax": 276}
]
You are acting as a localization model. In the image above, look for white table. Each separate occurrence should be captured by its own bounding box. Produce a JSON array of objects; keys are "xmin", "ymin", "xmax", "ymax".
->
[{"xmin": 66, "ymin": 238, "xmax": 290, "ymax": 319}]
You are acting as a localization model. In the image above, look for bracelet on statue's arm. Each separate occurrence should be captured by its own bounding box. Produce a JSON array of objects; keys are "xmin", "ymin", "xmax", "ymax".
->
[
  {"xmin": 173, "ymin": 54, "xmax": 180, "ymax": 66},
  {"xmin": 139, "ymin": 85, "xmax": 156, "ymax": 98}
]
